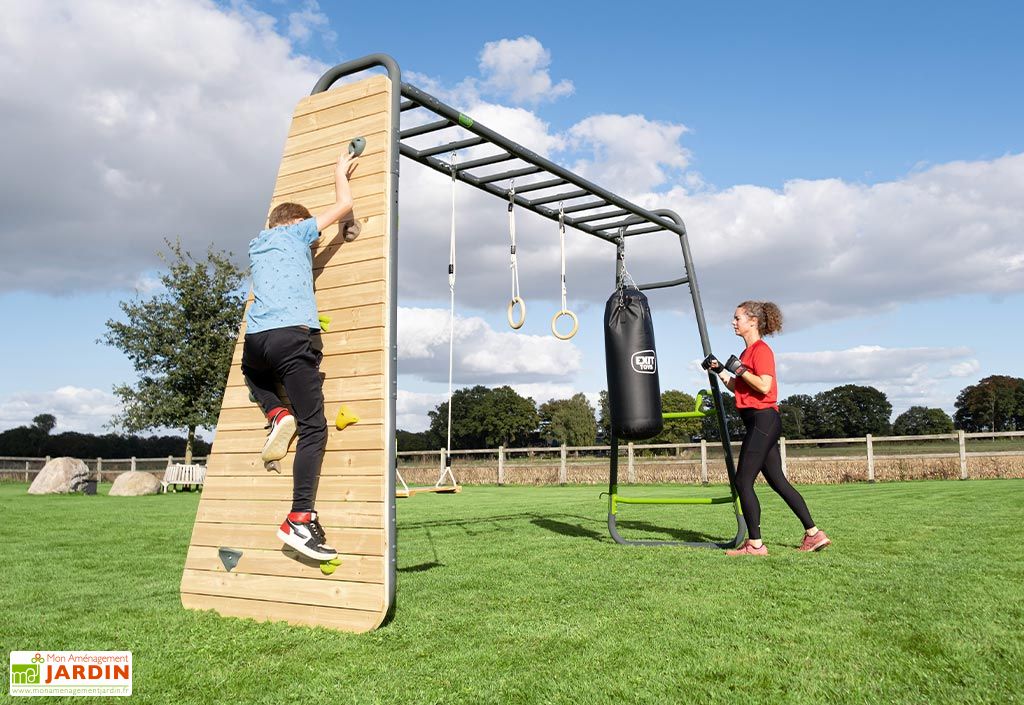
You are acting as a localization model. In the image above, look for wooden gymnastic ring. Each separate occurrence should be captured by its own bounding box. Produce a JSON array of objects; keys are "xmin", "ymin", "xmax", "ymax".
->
[
  {"xmin": 507, "ymin": 297, "xmax": 526, "ymax": 329},
  {"xmin": 551, "ymin": 309, "xmax": 578, "ymax": 340}
]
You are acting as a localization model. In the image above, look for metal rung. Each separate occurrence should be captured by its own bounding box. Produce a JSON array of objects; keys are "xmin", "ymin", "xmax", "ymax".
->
[
  {"xmin": 417, "ymin": 136, "xmax": 486, "ymax": 158},
  {"xmin": 400, "ymin": 99, "xmax": 418, "ymax": 111},
  {"xmin": 400, "ymin": 119, "xmax": 451, "ymax": 139},
  {"xmin": 620, "ymin": 225, "xmax": 669, "ymax": 237},
  {"xmin": 458, "ymin": 152, "xmax": 514, "ymax": 170},
  {"xmin": 513, "ymin": 177, "xmax": 567, "ymax": 194},
  {"xmin": 570, "ymin": 209, "xmax": 629, "ymax": 224},
  {"xmin": 638, "ymin": 276, "xmax": 689, "ymax": 291},
  {"xmin": 527, "ymin": 189, "xmax": 589, "ymax": 206},
  {"xmin": 561, "ymin": 199, "xmax": 608, "ymax": 214},
  {"xmin": 477, "ymin": 165, "xmax": 543, "ymax": 185}
]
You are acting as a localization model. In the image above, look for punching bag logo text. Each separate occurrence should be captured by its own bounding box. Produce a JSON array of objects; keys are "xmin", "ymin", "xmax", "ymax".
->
[{"xmin": 631, "ymin": 350, "xmax": 657, "ymax": 374}]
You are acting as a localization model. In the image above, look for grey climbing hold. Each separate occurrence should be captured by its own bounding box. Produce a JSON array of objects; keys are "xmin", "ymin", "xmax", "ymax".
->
[{"xmin": 218, "ymin": 547, "xmax": 243, "ymax": 572}]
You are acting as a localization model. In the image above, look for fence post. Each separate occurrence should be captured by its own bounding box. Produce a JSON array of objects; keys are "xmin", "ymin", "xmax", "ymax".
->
[
  {"xmin": 131, "ymin": 457, "xmax": 137, "ymax": 472},
  {"xmin": 97, "ymin": 457, "xmax": 103, "ymax": 482},
  {"xmin": 46, "ymin": 456, "xmax": 51, "ymax": 465},
  {"xmin": 700, "ymin": 439, "xmax": 708, "ymax": 486},
  {"xmin": 559, "ymin": 444, "xmax": 567, "ymax": 485},
  {"xmin": 439, "ymin": 448, "xmax": 446, "ymax": 477},
  {"xmin": 498, "ymin": 446, "xmax": 505, "ymax": 486},
  {"xmin": 866, "ymin": 434, "xmax": 875, "ymax": 483},
  {"xmin": 675, "ymin": 444, "xmax": 682, "ymax": 458},
  {"xmin": 780, "ymin": 437, "xmax": 788, "ymax": 479},
  {"xmin": 25, "ymin": 460, "xmax": 30, "ymax": 483},
  {"xmin": 958, "ymin": 430, "xmax": 968, "ymax": 480},
  {"xmin": 167, "ymin": 455, "xmax": 173, "ymax": 468},
  {"xmin": 627, "ymin": 443, "xmax": 636, "ymax": 484}
]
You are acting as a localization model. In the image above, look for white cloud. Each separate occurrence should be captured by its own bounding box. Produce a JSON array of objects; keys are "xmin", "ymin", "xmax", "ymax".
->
[
  {"xmin": 396, "ymin": 389, "xmax": 445, "ymax": 432},
  {"xmin": 398, "ymin": 306, "xmax": 582, "ymax": 384},
  {"xmin": 287, "ymin": 0, "xmax": 335, "ymax": 44},
  {"xmin": 948, "ymin": 360, "xmax": 981, "ymax": 378},
  {"xmin": 478, "ymin": 36, "xmax": 573, "ymax": 104},
  {"xmin": 0, "ymin": 387, "xmax": 121, "ymax": 434},
  {"xmin": 0, "ymin": 0, "xmax": 325, "ymax": 293}
]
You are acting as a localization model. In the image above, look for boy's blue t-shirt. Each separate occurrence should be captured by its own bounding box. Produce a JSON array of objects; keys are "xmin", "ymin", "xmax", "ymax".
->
[{"xmin": 246, "ymin": 217, "xmax": 321, "ymax": 334}]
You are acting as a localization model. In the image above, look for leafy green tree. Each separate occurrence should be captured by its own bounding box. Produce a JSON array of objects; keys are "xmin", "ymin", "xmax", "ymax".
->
[
  {"xmin": 597, "ymin": 390, "xmax": 611, "ymax": 444},
  {"xmin": 396, "ymin": 429, "xmax": 432, "ymax": 451},
  {"xmin": 428, "ymin": 385, "xmax": 539, "ymax": 449},
  {"xmin": 779, "ymin": 394, "xmax": 816, "ymax": 439},
  {"xmin": 701, "ymin": 391, "xmax": 743, "ymax": 441},
  {"xmin": 33, "ymin": 414, "xmax": 57, "ymax": 435},
  {"xmin": 954, "ymin": 376, "xmax": 1023, "ymax": 432},
  {"xmin": 893, "ymin": 406, "xmax": 954, "ymax": 435},
  {"xmin": 815, "ymin": 385, "xmax": 892, "ymax": 437},
  {"xmin": 539, "ymin": 393, "xmax": 597, "ymax": 446},
  {"xmin": 651, "ymin": 390, "xmax": 702, "ymax": 444},
  {"xmin": 101, "ymin": 240, "xmax": 245, "ymax": 462}
]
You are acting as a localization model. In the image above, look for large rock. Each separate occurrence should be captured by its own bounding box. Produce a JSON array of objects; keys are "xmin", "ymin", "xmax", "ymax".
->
[
  {"xmin": 109, "ymin": 471, "xmax": 162, "ymax": 497},
  {"xmin": 28, "ymin": 457, "xmax": 92, "ymax": 495}
]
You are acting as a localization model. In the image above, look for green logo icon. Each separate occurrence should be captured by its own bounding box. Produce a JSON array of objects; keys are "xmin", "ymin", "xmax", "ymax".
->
[{"xmin": 11, "ymin": 662, "xmax": 41, "ymax": 685}]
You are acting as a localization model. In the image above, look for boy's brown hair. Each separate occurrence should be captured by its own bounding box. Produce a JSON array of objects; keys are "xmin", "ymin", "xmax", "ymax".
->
[{"xmin": 268, "ymin": 202, "xmax": 312, "ymax": 228}]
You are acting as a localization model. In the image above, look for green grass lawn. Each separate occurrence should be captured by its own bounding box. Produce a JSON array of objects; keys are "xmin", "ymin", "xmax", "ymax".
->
[{"xmin": 2, "ymin": 480, "xmax": 1022, "ymax": 704}]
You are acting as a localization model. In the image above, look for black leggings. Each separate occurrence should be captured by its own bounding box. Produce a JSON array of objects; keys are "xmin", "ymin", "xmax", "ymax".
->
[
  {"xmin": 735, "ymin": 408, "xmax": 814, "ymax": 540},
  {"xmin": 242, "ymin": 326, "xmax": 328, "ymax": 513}
]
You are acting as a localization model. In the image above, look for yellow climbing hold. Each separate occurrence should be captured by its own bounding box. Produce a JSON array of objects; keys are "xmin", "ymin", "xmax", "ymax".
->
[{"xmin": 335, "ymin": 405, "xmax": 360, "ymax": 431}]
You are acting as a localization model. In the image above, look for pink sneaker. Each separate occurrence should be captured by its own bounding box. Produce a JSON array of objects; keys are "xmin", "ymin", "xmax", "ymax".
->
[
  {"xmin": 725, "ymin": 540, "xmax": 768, "ymax": 557},
  {"xmin": 798, "ymin": 530, "xmax": 831, "ymax": 552}
]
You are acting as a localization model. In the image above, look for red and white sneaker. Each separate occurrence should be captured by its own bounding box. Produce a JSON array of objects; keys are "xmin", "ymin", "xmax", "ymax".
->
[
  {"xmin": 798, "ymin": 530, "xmax": 831, "ymax": 552},
  {"xmin": 261, "ymin": 407, "xmax": 296, "ymax": 462},
  {"xmin": 277, "ymin": 511, "xmax": 338, "ymax": 561},
  {"xmin": 725, "ymin": 540, "xmax": 768, "ymax": 557}
]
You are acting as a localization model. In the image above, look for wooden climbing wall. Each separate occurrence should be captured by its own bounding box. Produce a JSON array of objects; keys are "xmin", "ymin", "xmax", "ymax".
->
[{"xmin": 181, "ymin": 74, "xmax": 395, "ymax": 633}]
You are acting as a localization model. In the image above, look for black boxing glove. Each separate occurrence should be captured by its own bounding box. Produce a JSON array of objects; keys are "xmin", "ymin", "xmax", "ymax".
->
[
  {"xmin": 724, "ymin": 355, "xmax": 749, "ymax": 376},
  {"xmin": 701, "ymin": 354, "xmax": 721, "ymax": 371}
]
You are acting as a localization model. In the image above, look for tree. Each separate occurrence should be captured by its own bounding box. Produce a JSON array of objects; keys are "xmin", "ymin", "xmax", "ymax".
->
[
  {"xmin": 779, "ymin": 394, "xmax": 816, "ymax": 439},
  {"xmin": 651, "ymin": 390, "xmax": 702, "ymax": 444},
  {"xmin": 893, "ymin": 406, "xmax": 954, "ymax": 436},
  {"xmin": 701, "ymin": 391, "xmax": 744, "ymax": 441},
  {"xmin": 954, "ymin": 376, "xmax": 1024, "ymax": 432},
  {"xmin": 428, "ymin": 385, "xmax": 539, "ymax": 449},
  {"xmin": 102, "ymin": 240, "xmax": 245, "ymax": 462},
  {"xmin": 33, "ymin": 414, "xmax": 57, "ymax": 435},
  {"xmin": 597, "ymin": 390, "xmax": 611, "ymax": 444},
  {"xmin": 815, "ymin": 385, "xmax": 892, "ymax": 437},
  {"xmin": 396, "ymin": 429, "xmax": 432, "ymax": 452},
  {"xmin": 539, "ymin": 393, "xmax": 597, "ymax": 446}
]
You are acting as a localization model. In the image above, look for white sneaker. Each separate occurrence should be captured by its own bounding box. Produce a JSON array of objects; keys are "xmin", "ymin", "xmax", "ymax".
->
[{"xmin": 261, "ymin": 410, "xmax": 296, "ymax": 462}]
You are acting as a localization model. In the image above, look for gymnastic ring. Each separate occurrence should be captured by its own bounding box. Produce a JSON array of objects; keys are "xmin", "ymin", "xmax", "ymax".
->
[
  {"xmin": 507, "ymin": 297, "xmax": 526, "ymax": 329},
  {"xmin": 551, "ymin": 309, "xmax": 578, "ymax": 340}
]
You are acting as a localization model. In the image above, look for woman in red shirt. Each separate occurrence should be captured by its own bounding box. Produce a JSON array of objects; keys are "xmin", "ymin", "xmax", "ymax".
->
[{"xmin": 709, "ymin": 300, "xmax": 830, "ymax": 556}]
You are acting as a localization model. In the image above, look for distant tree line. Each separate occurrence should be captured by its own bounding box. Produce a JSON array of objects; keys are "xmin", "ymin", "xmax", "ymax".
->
[
  {"xmin": 397, "ymin": 376, "xmax": 1024, "ymax": 450},
  {"xmin": 0, "ymin": 414, "xmax": 211, "ymax": 459}
]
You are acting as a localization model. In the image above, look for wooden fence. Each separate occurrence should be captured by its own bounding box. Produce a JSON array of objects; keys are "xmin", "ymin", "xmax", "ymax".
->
[{"xmin": 3, "ymin": 430, "xmax": 1023, "ymax": 485}]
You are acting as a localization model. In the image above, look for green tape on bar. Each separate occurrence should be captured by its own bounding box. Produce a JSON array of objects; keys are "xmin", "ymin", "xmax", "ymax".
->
[
  {"xmin": 615, "ymin": 496, "xmax": 733, "ymax": 505},
  {"xmin": 459, "ymin": 113, "xmax": 474, "ymax": 128},
  {"xmin": 663, "ymin": 412, "xmax": 703, "ymax": 419}
]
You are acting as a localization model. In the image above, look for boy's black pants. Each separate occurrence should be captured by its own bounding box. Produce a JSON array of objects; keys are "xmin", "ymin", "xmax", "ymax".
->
[{"xmin": 241, "ymin": 326, "xmax": 327, "ymax": 513}]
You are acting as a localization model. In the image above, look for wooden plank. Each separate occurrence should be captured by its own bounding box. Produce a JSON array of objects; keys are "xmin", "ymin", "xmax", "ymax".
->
[
  {"xmin": 292, "ymin": 75, "xmax": 388, "ymax": 117},
  {"xmin": 214, "ymin": 399, "xmax": 384, "ymax": 432},
  {"xmin": 282, "ymin": 110, "xmax": 388, "ymax": 158},
  {"xmin": 275, "ymin": 146, "xmax": 388, "ymax": 193},
  {"xmin": 189, "ymin": 522, "xmax": 384, "ymax": 555},
  {"xmin": 180, "ymin": 593, "xmax": 386, "ymax": 633},
  {"xmin": 200, "ymin": 475, "xmax": 383, "ymax": 502},
  {"xmin": 194, "ymin": 499, "xmax": 384, "ymax": 530},
  {"xmin": 212, "ymin": 424, "xmax": 384, "ymax": 453},
  {"xmin": 185, "ymin": 545, "xmax": 384, "ymax": 583},
  {"xmin": 204, "ymin": 450, "xmax": 387, "ymax": 478},
  {"xmin": 219, "ymin": 374, "xmax": 384, "ymax": 409},
  {"xmin": 180, "ymin": 569, "xmax": 384, "ymax": 612}
]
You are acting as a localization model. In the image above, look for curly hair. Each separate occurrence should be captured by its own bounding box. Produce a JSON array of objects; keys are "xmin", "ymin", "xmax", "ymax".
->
[
  {"xmin": 267, "ymin": 202, "xmax": 312, "ymax": 228},
  {"xmin": 738, "ymin": 300, "xmax": 783, "ymax": 336}
]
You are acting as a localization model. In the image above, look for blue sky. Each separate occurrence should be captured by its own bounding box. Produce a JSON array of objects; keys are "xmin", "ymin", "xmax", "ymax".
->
[{"xmin": 1, "ymin": 0, "xmax": 1022, "ymax": 435}]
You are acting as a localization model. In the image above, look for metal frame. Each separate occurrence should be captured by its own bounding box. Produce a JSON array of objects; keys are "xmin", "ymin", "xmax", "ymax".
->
[{"xmin": 312, "ymin": 54, "xmax": 745, "ymax": 554}]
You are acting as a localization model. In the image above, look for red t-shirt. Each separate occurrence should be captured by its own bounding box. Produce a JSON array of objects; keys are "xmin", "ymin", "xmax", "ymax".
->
[{"xmin": 733, "ymin": 339, "xmax": 779, "ymax": 410}]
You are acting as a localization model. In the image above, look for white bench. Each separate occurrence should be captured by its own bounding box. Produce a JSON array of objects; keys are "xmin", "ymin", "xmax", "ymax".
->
[{"xmin": 161, "ymin": 463, "xmax": 207, "ymax": 493}]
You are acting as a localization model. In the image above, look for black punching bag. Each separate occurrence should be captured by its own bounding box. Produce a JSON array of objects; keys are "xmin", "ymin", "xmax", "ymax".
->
[{"xmin": 604, "ymin": 286, "xmax": 663, "ymax": 440}]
